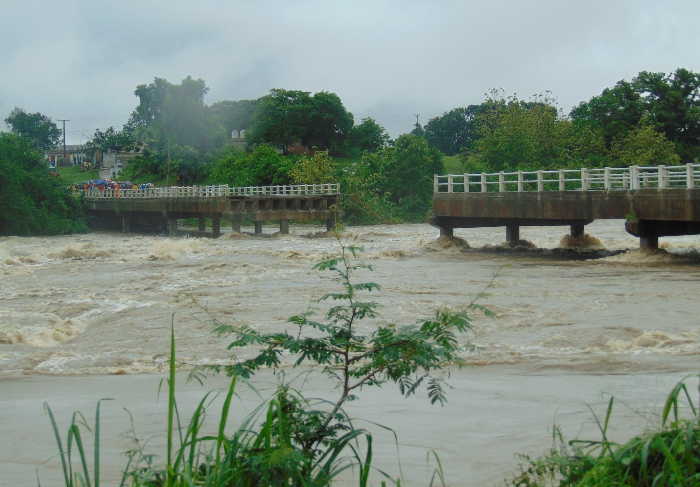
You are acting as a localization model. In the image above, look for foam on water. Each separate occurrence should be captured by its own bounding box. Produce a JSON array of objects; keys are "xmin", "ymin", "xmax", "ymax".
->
[
  {"xmin": 0, "ymin": 311, "xmax": 87, "ymax": 347},
  {"xmin": 559, "ymin": 233, "xmax": 605, "ymax": 249},
  {"xmin": 2, "ymin": 220, "xmax": 700, "ymax": 376}
]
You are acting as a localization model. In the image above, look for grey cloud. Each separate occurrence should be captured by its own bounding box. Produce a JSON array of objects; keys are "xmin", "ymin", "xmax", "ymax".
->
[{"xmin": 1, "ymin": 0, "xmax": 698, "ymax": 142}]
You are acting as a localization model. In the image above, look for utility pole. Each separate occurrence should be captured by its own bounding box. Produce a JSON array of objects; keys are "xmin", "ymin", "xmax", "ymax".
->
[{"xmin": 58, "ymin": 119, "xmax": 69, "ymax": 166}]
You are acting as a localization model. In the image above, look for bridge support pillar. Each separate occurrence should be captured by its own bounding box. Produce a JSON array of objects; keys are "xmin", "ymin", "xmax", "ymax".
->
[
  {"xmin": 198, "ymin": 217, "xmax": 206, "ymax": 232},
  {"xmin": 439, "ymin": 226, "xmax": 454, "ymax": 238},
  {"xmin": 121, "ymin": 215, "xmax": 131, "ymax": 233},
  {"xmin": 254, "ymin": 221, "xmax": 263, "ymax": 235},
  {"xmin": 570, "ymin": 223, "xmax": 585, "ymax": 239},
  {"xmin": 167, "ymin": 217, "xmax": 178, "ymax": 236},
  {"xmin": 279, "ymin": 219, "xmax": 289, "ymax": 234},
  {"xmin": 640, "ymin": 234, "xmax": 659, "ymax": 251},
  {"xmin": 326, "ymin": 213, "xmax": 337, "ymax": 232},
  {"xmin": 231, "ymin": 215, "xmax": 242, "ymax": 233},
  {"xmin": 506, "ymin": 223, "xmax": 520, "ymax": 246},
  {"xmin": 211, "ymin": 215, "xmax": 221, "ymax": 238}
]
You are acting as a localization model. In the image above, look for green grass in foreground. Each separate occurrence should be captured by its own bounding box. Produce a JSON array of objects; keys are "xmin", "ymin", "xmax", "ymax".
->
[{"xmin": 510, "ymin": 376, "xmax": 700, "ymax": 487}]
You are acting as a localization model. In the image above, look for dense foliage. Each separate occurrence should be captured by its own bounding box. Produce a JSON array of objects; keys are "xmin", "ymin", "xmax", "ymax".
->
[
  {"xmin": 4, "ymin": 108, "xmax": 62, "ymax": 151},
  {"xmin": 0, "ymin": 133, "xmax": 85, "ymax": 235}
]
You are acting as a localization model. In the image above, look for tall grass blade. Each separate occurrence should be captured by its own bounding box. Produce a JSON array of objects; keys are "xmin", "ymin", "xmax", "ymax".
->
[
  {"xmin": 44, "ymin": 403, "xmax": 71, "ymax": 487},
  {"xmin": 216, "ymin": 375, "xmax": 238, "ymax": 465},
  {"xmin": 166, "ymin": 313, "xmax": 176, "ymax": 486},
  {"xmin": 68, "ymin": 423, "xmax": 91, "ymax": 487}
]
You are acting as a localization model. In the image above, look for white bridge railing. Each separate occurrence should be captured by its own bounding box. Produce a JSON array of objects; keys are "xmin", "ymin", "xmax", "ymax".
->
[
  {"xmin": 79, "ymin": 183, "xmax": 340, "ymax": 200},
  {"xmin": 435, "ymin": 164, "xmax": 700, "ymax": 193}
]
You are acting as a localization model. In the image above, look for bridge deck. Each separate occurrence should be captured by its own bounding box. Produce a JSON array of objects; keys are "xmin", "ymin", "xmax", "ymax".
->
[
  {"xmin": 80, "ymin": 184, "xmax": 340, "ymax": 236},
  {"xmin": 432, "ymin": 164, "xmax": 700, "ymax": 249}
]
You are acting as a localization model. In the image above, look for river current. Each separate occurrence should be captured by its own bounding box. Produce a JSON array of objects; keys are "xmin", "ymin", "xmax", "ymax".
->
[
  {"xmin": 2, "ymin": 220, "xmax": 700, "ymax": 377},
  {"xmin": 2, "ymin": 220, "xmax": 700, "ymax": 485}
]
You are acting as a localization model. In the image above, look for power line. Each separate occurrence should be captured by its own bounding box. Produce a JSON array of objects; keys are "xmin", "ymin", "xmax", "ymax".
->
[{"xmin": 57, "ymin": 119, "xmax": 69, "ymax": 164}]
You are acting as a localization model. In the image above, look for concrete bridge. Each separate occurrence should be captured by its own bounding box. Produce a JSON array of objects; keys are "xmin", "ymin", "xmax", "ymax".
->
[
  {"xmin": 81, "ymin": 183, "xmax": 340, "ymax": 237},
  {"xmin": 432, "ymin": 164, "xmax": 700, "ymax": 250}
]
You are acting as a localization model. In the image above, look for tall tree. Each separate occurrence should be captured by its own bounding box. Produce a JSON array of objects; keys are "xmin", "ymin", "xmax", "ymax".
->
[
  {"xmin": 633, "ymin": 68, "xmax": 700, "ymax": 162},
  {"xmin": 248, "ymin": 89, "xmax": 353, "ymax": 154},
  {"xmin": 4, "ymin": 108, "xmax": 61, "ymax": 150},
  {"xmin": 347, "ymin": 117, "xmax": 390, "ymax": 153},
  {"xmin": 424, "ymin": 106, "xmax": 484, "ymax": 155},
  {"xmin": 0, "ymin": 133, "xmax": 84, "ymax": 235},
  {"xmin": 571, "ymin": 68, "xmax": 700, "ymax": 162},
  {"xmin": 130, "ymin": 76, "xmax": 225, "ymax": 152},
  {"xmin": 208, "ymin": 99, "xmax": 258, "ymax": 137}
]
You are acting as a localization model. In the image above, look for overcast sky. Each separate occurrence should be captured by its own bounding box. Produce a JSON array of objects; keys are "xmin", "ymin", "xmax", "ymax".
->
[{"xmin": 1, "ymin": 0, "xmax": 698, "ymax": 144}]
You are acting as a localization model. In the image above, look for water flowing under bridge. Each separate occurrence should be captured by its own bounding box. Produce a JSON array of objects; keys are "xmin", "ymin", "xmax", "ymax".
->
[
  {"xmin": 432, "ymin": 164, "xmax": 700, "ymax": 250},
  {"xmin": 80, "ymin": 183, "xmax": 340, "ymax": 237}
]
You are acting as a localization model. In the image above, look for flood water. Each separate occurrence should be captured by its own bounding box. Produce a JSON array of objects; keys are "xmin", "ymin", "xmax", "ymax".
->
[{"xmin": 2, "ymin": 220, "xmax": 700, "ymax": 485}]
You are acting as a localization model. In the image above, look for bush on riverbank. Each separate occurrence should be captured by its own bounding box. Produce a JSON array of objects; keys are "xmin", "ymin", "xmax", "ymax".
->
[
  {"xmin": 0, "ymin": 133, "xmax": 86, "ymax": 236},
  {"xmin": 510, "ymin": 376, "xmax": 700, "ymax": 487}
]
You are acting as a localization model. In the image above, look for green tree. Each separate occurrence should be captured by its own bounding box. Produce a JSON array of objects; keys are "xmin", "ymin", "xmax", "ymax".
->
[
  {"xmin": 290, "ymin": 151, "xmax": 336, "ymax": 184},
  {"xmin": 425, "ymin": 106, "xmax": 484, "ymax": 155},
  {"xmin": 570, "ymin": 81, "xmax": 644, "ymax": 147},
  {"xmin": 210, "ymin": 144, "xmax": 293, "ymax": 187},
  {"xmin": 571, "ymin": 68, "xmax": 700, "ymax": 162},
  {"xmin": 83, "ymin": 126, "xmax": 136, "ymax": 157},
  {"xmin": 346, "ymin": 117, "xmax": 390, "ymax": 154},
  {"xmin": 130, "ymin": 76, "xmax": 226, "ymax": 152},
  {"xmin": 378, "ymin": 134, "xmax": 443, "ymax": 215},
  {"xmin": 208, "ymin": 99, "xmax": 258, "ymax": 136},
  {"xmin": 213, "ymin": 244, "xmax": 475, "ymax": 468},
  {"xmin": 610, "ymin": 124, "xmax": 680, "ymax": 167},
  {"xmin": 4, "ymin": 108, "xmax": 61, "ymax": 151},
  {"xmin": 0, "ymin": 133, "xmax": 85, "ymax": 235},
  {"xmin": 633, "ymin": 68, "xmax": 700, "ymax": 162},
  {"xmin": 468, "ymin": 92, "xmax": 607, "ymax": 172},
  {"xmin": 248, "ymin": 89, "xmax": 353, "ymax": 154}
]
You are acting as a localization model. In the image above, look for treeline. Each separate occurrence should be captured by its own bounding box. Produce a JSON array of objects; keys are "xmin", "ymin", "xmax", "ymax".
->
[
  {"xmin": 421, "ymin": 68, "xmax": 699, "ymax": 172},
  {"xmin": 94, "ymin": 68, "xmax": 697, "ymax": 223},
  {"xmin": 2, "ymin": 67, "xmax": 697, "ymax": 234}
]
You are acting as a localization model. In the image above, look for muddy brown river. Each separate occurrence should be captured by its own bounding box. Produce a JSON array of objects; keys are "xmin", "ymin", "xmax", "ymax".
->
[{"xmin": 2, "ymin": 221, "xmax": 699, "ymax": 485}]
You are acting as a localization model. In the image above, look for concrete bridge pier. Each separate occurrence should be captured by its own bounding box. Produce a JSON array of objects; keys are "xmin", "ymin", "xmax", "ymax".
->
[
  {"xmin": 231, "ymin": 215, "xmax": 242, "ymax": 233},
  {"xmin": 570, "ymin": 223, "xmax": 585, "ymax": 239},
  {"xmin": 167, "ymin": 217, "xmax": 178, "ymax": 236},
  {"xmin": 254, "ymin": 221, "xmax": 263, "ymax": 235},
  {"xmin": 121, "ymin": 215, "xmax": 131, "ymax": 233},
  {"xmin": 439, "ymin": 226, "xmax": 453, "ymax": 238},
  {"xmin": 211, "ymin": 215, "xmax": 221, "ymax": 238},
  {"xmin": 506, "ymin": 223, "xmax": 520, "ymax": 246},
  {"xmin": 640, "ymin": 234, "xmax": 659, "ymax": 251},
  {"xmin": 198, "ymin": 217, "xmax": 206, "ymax": 232},
  {"xmin": 279, "ymin": 219, "xmax": 290, "ymax": 234}
]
